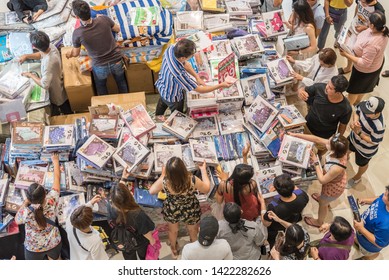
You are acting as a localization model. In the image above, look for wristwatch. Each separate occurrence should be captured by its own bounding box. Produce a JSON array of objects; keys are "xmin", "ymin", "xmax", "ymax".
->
[
  {"xmin": 314, "ymin": 161, "xmax": 320, "ymax": 166},
  {"xmin": 357, "ymin": 131, "xmax": 362, "ymax": 136}
]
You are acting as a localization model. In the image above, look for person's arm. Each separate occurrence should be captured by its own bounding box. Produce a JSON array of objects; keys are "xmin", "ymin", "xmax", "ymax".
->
[
  {"xmin": 310, "ymin": 247, "xmax": 321, "ymax": 260},
  {"xmin": 19, "ymin": 52, "xmax": 42, "ymax": 64},
  {"xmin": 51, "ymin": 153, "xmax": 61, "ymax": 193},
  {"xmin": 85, "ymin": 195, "xmax": 102, "ymax": 209},
  {"xmin": 337, "ymin": 123, "xmax": 347, "ymax": 136},
  {"xmin": 300, "ymin": 24, "xmax": 317, "ymax": 54},
  {"xmin": 90, "ymin": 242, "xmax": 109, "ymax": 260},
  {"xmin": 183, "ymin": 61, "xmax": 206, "ymax": 86},
  {"xmin": 66, "ymin": 47, "xmax": 81, "ymax": 59},
  {"xmin": 354, "ymin": 220, "xmax": 383, "ymax": 249},
  {"xmin": 288, "ymin": 132, "xmax": 328, "ymax": 146},
  {"xmin": 297, "ymin": 83, "xmax": 316, "ymax": 102},
  {"xmin": 339, "ymin": 43, "xmax": 378, "ymax": 69},
  {"xmin": 143, "ymin": 231, "xmax": 156, "ymax": 246},
  {"xmin": 358, "ymin": 196, "xmax": 379, "ymax": 205},
  {"xmin": 215, "ymin": 180, "xmax": 227, "ymax": 204},
  {"xmin": 194, "ymin": 161, "xmax": 211, "ymax": 194},
  {"xmin": 32, "ymin": 9, "xmax": 45, "ymax": 22},
  {"xmin": 267, "ymin": 211, "xmax": 292, "ymax": 229},
  {"xmin": 324, "ymin": 0, "xmax": 333, "ymax": 25},
  {"xmin": 242, "ymin": 142, "xmax": 251, "ymax": 164},
  {"xmin": 193, "ymin": 81, "xmax": 233, "ymax": 94},
  {"xmin": 148, "ymin": 167, "xmax": 165, "ymax": 195},
  {"xmin": 344, "ymin": 0, "xmax": 353, "ymax": 7},
  {"xmin": 112, "ymin": 24, "xmax": 120, "ymax": 33},
  {"xmin": 311, "ymin": 152, "xmax": 344, "ymax": 185},
  {"xmin": 21, "ymin": 72, "xmax": 43, "ymax": 87}
]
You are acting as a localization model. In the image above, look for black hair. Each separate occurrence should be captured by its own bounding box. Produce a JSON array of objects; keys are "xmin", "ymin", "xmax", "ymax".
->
[
  {"xmin": 26, "ymin": 183, "xmax": 47, "ymax": 230},
  {"xmin": 228, "ymin": 164, "xmax": 254, "ymax": 207},
  {"xmin": 223, "ymin": 202, "xmax": 251, "ymax": 234},
  {"xmin": 293, "ymin": 0, "xmax": 316, "ymax": 31},
  {"xmin": 173, "ymin": 39, "xmax": 196, "ymax": 59},
  {"xmin": 369, "ymin": 11, "xmax": 389, "ymax": 37},
  {"xmin": 279, "ymin": 224, "xmax": 308, "ymax": 260},
  {"xmin": 29, "ymin": 31, "xmax": 50, "ymax": 52},
  {"xmin": 72, "ymin": 0, "xmax": 91, "ymax": 21},
  {"xmin": 330, "ymin": 216, "xmax": 353, "ymax": 242},
  {"xmin": 331, "ymin": 75, "xmax": 349, "ymax": 93},
  {"xmin": 329, "ymin": 134, "xmax": 349, "ymax": 158},
  {"xmin": 273, "ymin": 174, "xmax": 295, "ymax": 198}
]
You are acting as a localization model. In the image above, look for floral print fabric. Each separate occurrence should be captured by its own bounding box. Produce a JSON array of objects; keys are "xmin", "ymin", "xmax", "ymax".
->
[{"xmin": 15, "ymin": 190, "xmax": 61, "ymax": 252}]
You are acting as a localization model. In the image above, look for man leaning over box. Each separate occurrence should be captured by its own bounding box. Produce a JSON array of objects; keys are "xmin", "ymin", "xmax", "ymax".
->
[
  {"xmin": 155, "ymin": 39, "xmax": 234, "ymax": 116},
  {"xmin": 66, "ymin": 0, "xmax": 128, "ymax": 96},
  {"xmin": 19, "ymin": 31, "xmax": 72, "ymax": 116}
]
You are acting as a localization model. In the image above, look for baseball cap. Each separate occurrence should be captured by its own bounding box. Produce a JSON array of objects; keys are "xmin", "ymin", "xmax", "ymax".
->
[
  {"xmin": 360, "ymin": 97, "xmax": 385, "ymax": 114},
  {"xmin": 198, "ymin": 216, "xmax": 219, "ymax": 246}
]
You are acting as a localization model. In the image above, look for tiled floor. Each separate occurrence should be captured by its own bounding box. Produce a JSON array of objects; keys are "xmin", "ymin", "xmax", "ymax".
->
[{"xmin": 1, "ymin": 0, "xmax": 389, "ymax": 260}]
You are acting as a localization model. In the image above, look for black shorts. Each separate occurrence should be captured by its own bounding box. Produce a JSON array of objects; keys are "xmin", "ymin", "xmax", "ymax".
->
[
  {"xmin": 24, "ymin": 242, "xmax": 62, "ymax": 260},
  {"xmin": 348, "ymin": 138, "xmax": 371, "ymax": 167}
]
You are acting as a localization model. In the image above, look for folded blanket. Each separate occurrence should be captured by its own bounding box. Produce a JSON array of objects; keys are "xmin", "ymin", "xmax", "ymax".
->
[{"xmin": 92, "ymin": 0, "xmax": 173, "ymax": 46}]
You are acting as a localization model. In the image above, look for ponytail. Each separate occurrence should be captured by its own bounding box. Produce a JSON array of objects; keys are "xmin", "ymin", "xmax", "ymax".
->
[
  {"xmin": 26, "ymin": 183, "xmax": 47, "ymax": 230},
  {"xmin": 382, "ymin": 26, "xmax": 389, "ymax": 37},
  {"xmin": 34, "ymin": 206, "xmax": 47, "ymax": 230}
]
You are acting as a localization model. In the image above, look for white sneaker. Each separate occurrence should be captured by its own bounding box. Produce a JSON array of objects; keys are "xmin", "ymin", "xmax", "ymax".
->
[{"xmin": 347, "ymin": 178, "xmax": 361, "ymax": 189}]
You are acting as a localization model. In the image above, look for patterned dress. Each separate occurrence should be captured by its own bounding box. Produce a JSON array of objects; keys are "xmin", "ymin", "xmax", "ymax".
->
[
  {"xmin": 15, "ymin": 190, "xmax": 61, "ymax": 252},
  {"xmin": 161, "ymin": 176, "xmax": 201, "ymax": 225},
  {"xmin": 321, "ymin": 154, "xmax": 348, "ymax": 198}
]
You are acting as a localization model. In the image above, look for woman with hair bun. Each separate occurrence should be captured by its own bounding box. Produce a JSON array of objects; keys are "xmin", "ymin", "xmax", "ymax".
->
[
  {"xmin": 15, "ymin": 153, "xmax": 62, "ymax": 260},
  {"xmin": 340, "ymin": 11, "xmax": 389, "ymax": 106}
]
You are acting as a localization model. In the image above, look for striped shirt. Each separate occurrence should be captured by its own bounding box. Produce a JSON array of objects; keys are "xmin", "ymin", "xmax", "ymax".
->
[
  {"xmin": 155, "ymin": 46, "xmax": 197, "ymax": 103},
  {"xmin": 349, "ymin": 105, "xmax": 385, "ymax": 158}
]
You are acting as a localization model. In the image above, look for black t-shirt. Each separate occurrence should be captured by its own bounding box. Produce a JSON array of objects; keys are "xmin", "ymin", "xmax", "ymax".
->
[
  {"xmin": 108, "ymin": 205, "xmax": 155, "ymax": 247},
  {"xmin": 305, "ymin": 83, "xmax": 352, "ymax": 139},
  {"xmin": 263, "ymin": 189, "xmax": 309, "ymax": 247},
  {"xmin": 72, "ymin": 16, "xmax": 123, "ymax": 66}
]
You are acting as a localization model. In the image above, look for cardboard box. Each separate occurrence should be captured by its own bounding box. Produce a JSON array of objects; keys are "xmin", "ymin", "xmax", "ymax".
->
[
  {"xmin": 125, "ymin": 63, "xmax": 155, "ymax": 93},
  {"xmin": 91, "ymin": 92, "xmax": 146, "ymax": 111},
  {"xmin": 49, "ymin": 112, "xmax": 91, "ymax": 125},
  {"xmin": 61, "ymin": 47, "xmax": 95, "ymax": 112}
]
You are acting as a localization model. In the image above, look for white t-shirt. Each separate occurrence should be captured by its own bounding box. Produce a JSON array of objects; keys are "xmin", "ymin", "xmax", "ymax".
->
[
  {"xmin": 181, "ymin": 240, "xmax": 233, "ymax": 260},
  {"xmin": 65, "ymin": 206, "xmax": 109, "ymax": 260}
]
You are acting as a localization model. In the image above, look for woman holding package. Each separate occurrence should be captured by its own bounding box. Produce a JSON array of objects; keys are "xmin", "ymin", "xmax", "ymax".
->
[
  {"xmin": 149, "ymin": 157, "xmax": 210, "ymax": 259},
  {"xmin": 215, "ymin": 143, "xmax": 267, "ymax": 222},
  {"xmin": 339, "ymin": 11, "xmax": 389, "ymax": 106},
  {"xmin": 290, "ymin": 133, "xmax": 349, "ymax": 228},
  {"xmin": 15, "ymin": 153, "xmax": 62, "ymax": 260},
  {"xmin": 285, "ymin": 0, "xmax": 318, "ymax": 59}
]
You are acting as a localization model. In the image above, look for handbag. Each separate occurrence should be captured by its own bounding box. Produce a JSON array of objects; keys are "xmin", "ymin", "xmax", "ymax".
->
[
  {"xmin": 145, "ymin": 230, "xmax": 161, "ymax": 260},
  {"xmin": 283, "ymin": 34, "xmax": 310, "ymax": 51}
]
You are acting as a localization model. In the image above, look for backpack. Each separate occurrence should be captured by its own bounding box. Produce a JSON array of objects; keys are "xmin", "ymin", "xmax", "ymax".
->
[{"xmin": 110, "ymin": 224, "xmax": 141, "ymax": 253}]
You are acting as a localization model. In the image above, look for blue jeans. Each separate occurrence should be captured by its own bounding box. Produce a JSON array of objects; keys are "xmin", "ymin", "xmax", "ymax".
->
[
  {"xmin": 92, "ymin": 60, "xmax": 128, "ymax": 95},
  {"xmin": 317, "ymin": 7, "xmax": 348, "ymax": 50}
]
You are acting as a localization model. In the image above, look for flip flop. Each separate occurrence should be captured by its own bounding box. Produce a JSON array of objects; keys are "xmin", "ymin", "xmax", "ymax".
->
[
  {"xmin": 304, "ymin": 216, "xmax": 321, "ymax": 228},
  {"xmin": 382, "ymin": 70, "xmax": 389, "ymax": 77},
  {"xmin": 311, "ymin": 193, "xmax": 320, "ymax": 203}
]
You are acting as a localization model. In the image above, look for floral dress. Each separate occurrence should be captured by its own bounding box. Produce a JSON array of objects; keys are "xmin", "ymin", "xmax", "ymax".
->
[
  {"xmin": 15, "ymin": 190, "xmax": 61, "ymax": 252},
  {"xmin": 161, "ymin": 176, "xmax": 201, "ymax": 225}
]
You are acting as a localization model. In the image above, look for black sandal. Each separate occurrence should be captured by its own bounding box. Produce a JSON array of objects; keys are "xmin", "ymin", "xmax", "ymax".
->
[{"xmin": 382, "ymin": 70, "xmax": 389, "ymax": 77}]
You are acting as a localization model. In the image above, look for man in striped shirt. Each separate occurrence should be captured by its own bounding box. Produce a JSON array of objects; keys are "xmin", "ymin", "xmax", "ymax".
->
[
  {"xmin": 155, "ymin": 39, "xmax": 233, "ymax": 115},
  {"xmin": 348, "ymin": 96, "xmax": 386, "ymax": 188}
]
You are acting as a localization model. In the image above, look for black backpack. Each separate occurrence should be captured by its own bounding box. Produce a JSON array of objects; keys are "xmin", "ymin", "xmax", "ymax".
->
[{"xmin": 110, "ymin": 224, "xmax": 140, "ymax": 253}]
